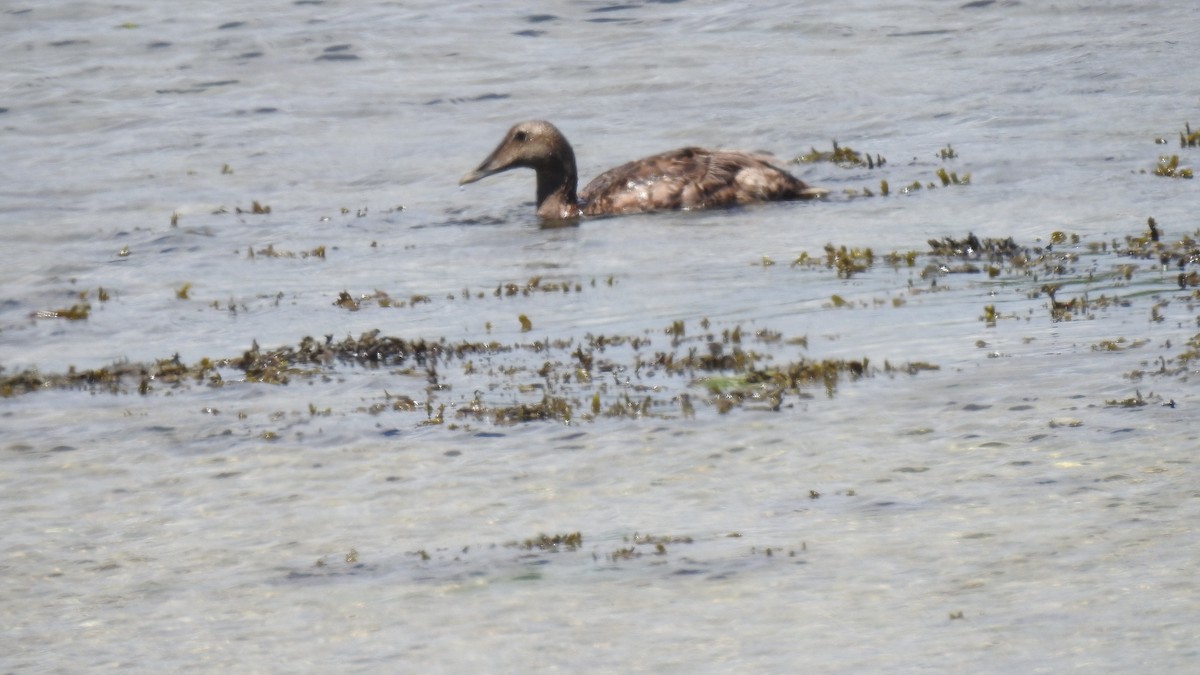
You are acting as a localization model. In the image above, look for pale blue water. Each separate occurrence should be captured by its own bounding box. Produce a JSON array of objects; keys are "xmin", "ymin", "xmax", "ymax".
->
[{"xmin": 3, "ymin": 1, "xmax": 1199, "ymax": 672}]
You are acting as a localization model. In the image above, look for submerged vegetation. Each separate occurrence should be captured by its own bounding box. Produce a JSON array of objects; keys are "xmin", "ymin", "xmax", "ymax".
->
[
  {"xmin": 792, "ymin": 140, "xmax": 886, "ymax": 169},
  {"xmin": 297, "ymin": 529, "xmax": 817, "ymax": 582},
  {"xmin": 1153, "ymin": 154, "xmax": 1193, "ymax": 179},
  {"xmin": 793, "ymin": 140, "xmax": 971, "ymax": 198},
  {"xmin": 1180, "ymin": 122, "xmax": 1200, "ymax": 148},
  {"xmin": 1146, "ymin": 122, "xmax": 1196, "ymax": 178},
  {"xmin": 7, "ymin": 216, "xmax": 1196, "ymax": 428},
  {"xmin": 32, "ymin": 303, "xmax": 91, "ymax": 321},
  {"xmin": 30, "ymin": 287, "xmax": 110, "ymax": 322},
  {"xmin": 0, "ymin": 321, "xmax": 938, "ymax": 424}
]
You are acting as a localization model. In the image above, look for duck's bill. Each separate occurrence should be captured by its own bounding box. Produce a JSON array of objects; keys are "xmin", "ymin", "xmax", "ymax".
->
[
  {"xmin": 459, "ymin": 147, "xmax": 512, "ymax": 185},
  {"xmin": 458, "ymin": 166, "xmax": 499, "ymax": 185}
]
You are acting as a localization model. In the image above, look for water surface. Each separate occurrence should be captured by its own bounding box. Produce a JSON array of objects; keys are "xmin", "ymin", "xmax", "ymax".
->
[{"xmin": 2, "ymin": 1, "xmax": 1199, "ymax": 671}]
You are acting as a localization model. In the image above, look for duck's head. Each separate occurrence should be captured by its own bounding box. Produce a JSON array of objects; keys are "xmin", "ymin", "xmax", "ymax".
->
[{"xmin": 459, "ymin": 120, "xmax": 577, "ymax": 185}]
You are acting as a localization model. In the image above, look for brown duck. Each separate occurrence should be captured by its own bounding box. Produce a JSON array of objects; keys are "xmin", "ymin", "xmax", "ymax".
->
[{"xmin": 460, "ymin": 120, "xmax": 827, "ymax": 220}]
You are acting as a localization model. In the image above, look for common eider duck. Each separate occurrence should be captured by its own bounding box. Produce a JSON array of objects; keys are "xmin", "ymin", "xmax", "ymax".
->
[{"xmin": 459, "ymin": 120, "xmax": 827, "ymax": 220}]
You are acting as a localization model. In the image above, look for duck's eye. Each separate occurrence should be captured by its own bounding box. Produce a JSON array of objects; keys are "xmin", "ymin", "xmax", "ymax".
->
[{"xmin": 513, "ymin": 131, "xmax": 528, "ymax": 142}]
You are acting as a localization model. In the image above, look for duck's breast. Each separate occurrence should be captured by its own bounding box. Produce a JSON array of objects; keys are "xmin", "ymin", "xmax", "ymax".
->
[{"xmin": 579, "ymin": 148, "xmax": 807, "ymax": 216}]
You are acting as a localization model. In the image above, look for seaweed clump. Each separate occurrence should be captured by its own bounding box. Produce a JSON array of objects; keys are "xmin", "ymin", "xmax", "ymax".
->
[
  {"xmin": 926, "ymin": 233, "xmax": 1022, "ymax": 261},
  {"xmin": 1119, "ymin": 218, "xmax": 1200, "ymax": 272},
  {"xmin": 1181, "ymin": 122, "xmax": 1200, "ymax": 148},
  {"xmin": 792, "ymin": 141, "xmax": 886, "ymax": 169},
  {"xmin": 0, "ymin": 331, "xmax": 493, "ymax": 397},
  {"xmin": 1146, "ymin": 123, "xmax": 1197, "ymax": 177},
  {"xmin": 32, "ymin": 304, "xmax": 91, "ymax": 321},
  {"xmin": 459, "ymin": 394, "xmax": 576, "ymax": 425},
  {"xmin": 0, "ymin": 355, "xmax": 221, "ymax": 398},
  {"xmin": 1153, "ymin": 154, "xmax": 1193, "ymax": 179},
  {"xmin": 517, "ymin": 532, "xmax": 583, "ymax": 552},
  {"xmin": 1, "ymin": 320, "xmax": 941, "ymax": 428}
]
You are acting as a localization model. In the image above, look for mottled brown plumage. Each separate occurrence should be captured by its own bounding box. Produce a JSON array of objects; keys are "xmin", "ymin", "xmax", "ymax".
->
[{"xmin": 460, "ymin": 120, "xmax": 826, "ymax": 220}]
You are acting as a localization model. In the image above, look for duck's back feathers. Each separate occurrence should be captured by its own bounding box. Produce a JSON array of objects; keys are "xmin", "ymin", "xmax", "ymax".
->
[{"xmin": 580, "ymin": 147, "xmax": 821, "ymax": 216}]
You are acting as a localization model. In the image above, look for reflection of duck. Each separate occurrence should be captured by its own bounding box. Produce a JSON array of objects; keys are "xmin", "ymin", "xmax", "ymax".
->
[{"xmin": 460, "ymin": 120, "xmax": 827, "ymax": 220}]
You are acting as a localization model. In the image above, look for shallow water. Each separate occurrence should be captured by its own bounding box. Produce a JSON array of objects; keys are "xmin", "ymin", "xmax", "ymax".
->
[{"xmin": 3, "ymin": 0, "xmax": 1199, "ymax": 672}]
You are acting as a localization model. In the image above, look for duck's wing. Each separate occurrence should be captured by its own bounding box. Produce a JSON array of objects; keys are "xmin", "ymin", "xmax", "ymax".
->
[{"xmin": 580, "ymin": 147, "xmax": 820, "ymax": 216}]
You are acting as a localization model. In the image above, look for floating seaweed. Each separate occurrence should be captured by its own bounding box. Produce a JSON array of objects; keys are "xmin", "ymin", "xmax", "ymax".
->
[
  {"xmin": 516, "ymin": 532, "xmax": 583, "ymax": 552},
  {"xmin": 1092, "ymin": 337, "xmax": 1149, "ymax": 352},
  {"xmin": 792, "ymin": 141, "xmax": 886, "ymax": 169},
  {"xmin": 926, "ymin": 233, "xmax": 1022, "ymax": 260},
  {"xmin": 1153, "ymin": 154, "xmax": 1193, "ymax": 179},
  {"xmin": 1105, "ymin": 391, "xmax": 1148, "ymax": 408},
  {"xmin": 935, "ymin": 167, "xmax": 970, "ymax": 186},
  {"xmin": 824, "ymin": 244, "xmax": 874, "ymax": 278},
  {"xmin": 236, "ymin": 200, "xmax": 271, "ymax": 213},
  {"xmin": 9, "ymin": 217, "xmax": 1197, "ymax": 438},
  {"xmin": 248, "ymin": 243, "xmax": 326, "ymax": 259},
  {"xmin": 32, "ymin": 303, "xmax": 90, "ymax": 321},
  {"xmin": 1179, "ymin": 122, "xmax": 1199, "ymax": 148}
]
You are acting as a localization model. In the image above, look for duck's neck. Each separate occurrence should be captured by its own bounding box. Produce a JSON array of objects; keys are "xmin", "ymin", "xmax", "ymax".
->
[{"xmin": 535, "ymin": 151, "xmax": 582, "ymax": 220}]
